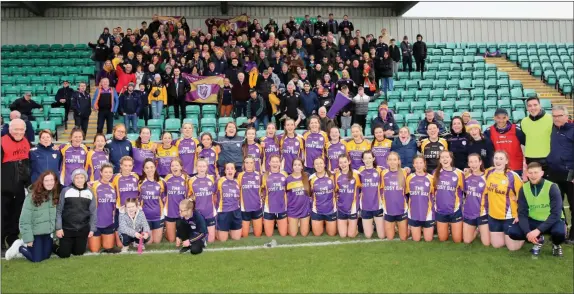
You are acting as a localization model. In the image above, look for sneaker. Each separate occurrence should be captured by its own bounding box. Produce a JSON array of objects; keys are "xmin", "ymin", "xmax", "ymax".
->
[
  {"xmin": 121, "ymin": 246, "xmax": 129, "ymax": 253},
  {"xmin": 179, "ymin": 247, "xmax": 190, "ymax": 254},
  {"xmin": 5, "ymin": 239, "xmax": 24, "ymax": 261},
  {"xmin": 552, "ymin": 244, "xmax": 563, "ymax": 257}
]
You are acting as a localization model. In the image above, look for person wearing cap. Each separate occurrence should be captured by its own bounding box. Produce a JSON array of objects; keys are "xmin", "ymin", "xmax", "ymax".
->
[
  {"xmin": 52, "ymin": 79, "xmax": 75, "ymax": 127},
  {"xmin": 71, "ymin": 82, "xmax": 92, "ymax": 136},
  {"xmin": 400, "ymin": 36, "xmax": 413, "ymax": 72},
  {"xmin": 9, "ymin": 92, "xmax": 42, "ymax": 122},
  {"xmin": 484, "ymin": 108, "xmax": 526, "ymax": 175},
  {"xmin": 521, "ymin": 97, "xmax": 553, "ymax": 174},
  {"xmin": 371, "ymin": 103, "xmax": 399, "ymax": 137},
  {"xmin": 412, "ymin": 34, "xmax": 427, "ymax": 75},
  {"xmin": 466, "ymin": 120, "xmax": 494, "ymax": 168},
  {"xmin": 546, "ymin": 105, "xmax": 574, "ymax": 244},
  {"xmin": 118, "ymin": 82, "xmax": 142, "ymax": 134},
  {"xmin": 53, "ymin": 168, "xmax": 97, "ymax": 259}
]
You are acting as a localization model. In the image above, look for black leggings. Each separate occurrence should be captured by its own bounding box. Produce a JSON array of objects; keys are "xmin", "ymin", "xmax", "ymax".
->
[
  {"xmin": 55, "ymin": 228, "xmax": 89, "ymax": 258},
  {"xmin": 176, "ymin": 220, "xmax": 205, "ymax": 255}
]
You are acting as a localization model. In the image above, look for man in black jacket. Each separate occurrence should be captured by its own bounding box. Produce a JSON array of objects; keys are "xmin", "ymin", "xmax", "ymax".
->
[
  {"xmin": 88, "ymin": 38, "xmax": 110, "ymax": 72},
  {"xmin": 413, "ymin": 34, "xmax": 427, "ymax": 74},
  {"xmin": 167, "ymin": 68, "xmax": 191, "ymax": 121},
  {"xmin": 142, "ymin": 64, "xmax": 158, "ymax": 92},
  {"xmin": 315, "ymin": 15, "xmax": 327, "ymax": 36},
  {"xmin": 388, "ymin": 39, "xmax": 401, "ymax": 74},
  {"xmin": 51, "ymin": 80, "xmax": 74, "ymax": 128},
  {"xmin": 400, "ymin": 36, "xmax": 413, "ymax": 73},
  {"xmin": 380, "ymin": 52, "xmax": 394, "ymax": 98},
  {"xmin": 118, "ymin": 82, "xmax": 142, "ymax": 133},
  {"xmin": 71, "ymin": 82, "xmax": 92, "ymax": 136},
  {"xmin": 10, "ymin": 92, "xmax": 42, "ymax": 122}
]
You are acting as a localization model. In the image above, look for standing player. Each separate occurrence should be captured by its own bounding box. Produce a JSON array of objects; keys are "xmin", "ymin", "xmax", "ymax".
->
[
  {"xmin": 131, "ymin": 127, "xmax": 156, "ymax": 175},
  {"xmin": 237, "ymin": 157, "xmax": 264, "ymax": 237},
  {"xmin": 381, "ymin": 152, "xmax": 408, "ymax": 241},
  {"xmin": 420, "ymin": 122, "xmax": 448, "ymax": 172},
  {"xmin": 286, "ymin": 159, "xmax": 312, "ymax": 237},
  {"xmin": 188, "ymin": 158, "xmax": 217, "ymax": 243},
  {"xmin": 260, "ymin": 123, "xmax": 281, "ymax": 172},
  {"xmin": 216, "ymin": 163, "xmax": 242, "ymax": 242},
  {"xmin": 406, "ymin": 156, "xmax": 435, "ymax": 242},
  {"xmin": 86, "ymin": 134, "xmax": 110, "ymax": 184},
  {"xmin": 358, "ymin": 151, "xmax": 385, "ymax": 239},
  {"xmin": 262, "ymin": 155, "xmax": 289, "ymax": 237},
  {"xmin": 303, "ymin": 116, "xmax": 329, "ymax": 174},
  {"xmin": 198, "ymin": 133, "xmax": 220, "ymax": 177},
  {"xmin": 433, "ymin": 150, "xmax": 464, "ymax": 243},
  {"xmin": 174, "ymin": 122, "xmax": 200, "ymax": 175},
  {"xmin": 462, "ymin": 154, "xmax": 490, "ymax": 246},
  {"xmin": 310, "ymin": 157, "xmax": 337, "ymax": 236},
  {"xmin": 60, "ymin": 128, "xmax": 89, "ymax": 186},
  {"xmin": 326, "ymin": 127, "xmax": 348, "ymax": 172},
  {"xmin": 88, "ymin": 163, "xmax": 119, "ymax": 253},
  {"xmin": 242, "ymin": 127, "xmax": 263, "ymax": 172},
  {"xmin": 280, "ymin": 119, "xmax": 305, "ymax": 174},
  {"xmin": 347, "ymin": 124, "xmax": 371, "ymax": 170},
  {"xmin": 138, "ymin": 159, "xmax": 166, "ymax": 244},
  {"xmin": 164, "ymin": 159, "xmax": 188, "ymax": 243},
  {"xmin": 335, "ymin": 155, "xmax": 361, "ymax": 238},
  {"xmin": 156, "ymin": 132, "xmax": 179, "ymax": 177},
  {"xmin": 371, "ymin": 126, "xmax": 393, "ymax": 169}
]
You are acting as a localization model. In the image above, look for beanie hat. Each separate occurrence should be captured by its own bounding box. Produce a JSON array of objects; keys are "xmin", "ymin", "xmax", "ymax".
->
[
  {"xmin": 466, "ymin": 120, "xmax": 481, "ymax": 130},
  {"xmin": 71, "ymin": 168, "xmax": 88, "ymax": 181}
]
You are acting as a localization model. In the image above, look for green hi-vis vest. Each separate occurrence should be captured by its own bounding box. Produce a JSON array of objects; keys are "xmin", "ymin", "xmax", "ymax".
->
[
  {"xmin": 523, "ymin": 181, "xmax": 564, "ymax": 221},
  {"xmin": 521, "ymin": 113, "xmax": 552, "ymax": 158}
]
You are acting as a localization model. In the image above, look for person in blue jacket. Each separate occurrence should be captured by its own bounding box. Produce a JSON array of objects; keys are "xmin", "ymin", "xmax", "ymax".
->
[
  {"xmin": 29, "ymin": 130, "xmax": 62, "ymax": 184},
  {"xmin": 370, "ymin": 103, "xmax": 399, "ymax": 137},
  {"xmin": 417, "ymin": 109, "xmax": 445, "ymax": 135},
  {"xmin": 104, "ymin": 124, "xmax": 132, "ymax": 173},
  {"xmin": 300, "ymin": 82, "xmax": 319, "ymax": 119},
  {"xmin": 391, "ymin": 126, "xmax": 418, "ymax": 169},
  {"xmin": 118, "ymin": 82, "xmax": 142, "ymax": 134}
]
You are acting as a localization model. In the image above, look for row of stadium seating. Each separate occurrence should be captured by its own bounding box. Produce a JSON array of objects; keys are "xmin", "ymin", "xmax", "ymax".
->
[
  {"xmin": 2, "ymin": 58, "xmax": 95, "ymax": 67},
  {"xmin": 1, "ymin": 51, "xmax": 93, "ymax": 60},
  {"xmin": 1, "ymin": 43, "xmax": 91, "ymax": 52}
]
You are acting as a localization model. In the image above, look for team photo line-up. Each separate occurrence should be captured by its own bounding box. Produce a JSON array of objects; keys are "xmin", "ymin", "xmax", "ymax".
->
[{"xmin": 1, "ymin": 100, "xmax": 573, "ymax": 262}]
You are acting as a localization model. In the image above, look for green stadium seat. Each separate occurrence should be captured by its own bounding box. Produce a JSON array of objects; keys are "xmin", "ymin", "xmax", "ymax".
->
[
  {"xmin": 405, "ymin": 113, "xmax": 419, "ymax": 125},
  {"xmin": 2, "ymin": 76, "xmax": 15, "ymax": 85},
  {"xmin": 218, "ymin": 117, "xmax": 234, "ymax": 131},
  {"xmin": 425, "ymin": 101, "xmax": 440, "ymax": 110},
  {"xmin": 432, "ymin": 80, "xmax": 446, "ymax": 90},
  {"xmin": 21, "ymin": 59, "xmax": 34, "ymax": 68},
  {"xmin": 416, "ymin": 90, "xmax": 430, "ymax": 101},
  {"xmin": 15, "ymin": 76, "xmax": 31, "ymax": 86},
  {"xmin": 48, "ymin": 59, "xmax": 62, "ymax": 67},
  {"xmin": 450, "ymin": 63, "xmax": 462, "ymax": 72},
  {"xmin": 61, "ymin": 59, "xmax": 74, "ymax": 67},
  {"xmin": 401, "ymin": 90, "xmax": 416, "ymax": 103},
  {"xmin": 428, "ymin": 57, "xmax": 441, "ymax": 64},
  {"xmin": 483, "ymin": 111, "xmax": 495, "ymax": 125},
  {"xmin": 453, "ymin": 49, "xmax": 464, "ymax": 56},
  {"xmin": 164, "ymin": 118, "xmax": 182, "ymax": 132},
  {"xmin": 435, "ymin": 71, "xmax": 448, "ymax": 81},
  {"xmin": 37, "ymin": 44, "xmax": 50, "ymax": 52},
  {"xmin": 512, "ymin": 111, "xmax": 526, "ymax": 123},
  {"xmin": 459, "ymin": 80, "xmax": 472, "ymax": 90},
  {"xmin": 558, "ymin": 78, "xmax": 573, "ymax": 95},
  {"xmin": 510, "ymin": 89, "xmax": 524, "ymax": 100},
  {"xmin": 441, "ymin": 101, "xmax": 455, "ymax": 111},
  {"xmin": 484, "ymin": 89, "xmax": 497, "ymax": 100},
  {"xmin": 443, "ymin": 90, "xmax": 457, "ymax": 102},
  {"xmin": 497, "ymin": 99, "xmax": 511, "ymax": 109},
  {"xmin": 387, "ymin": 91, "xmax": 400, "ymax": 102},
  {"xmin": 75, "ymin": 43, "xmax": 89, "ymax": 51},
  {"xmin": 543, "ymin": 71, "xmax": 557, "ymax": 85},
  {"xmin": 446, "ymin": 80, "xmax": 459, "ymax": 90},
  {"xmin": 396, "ymin": 72, "xmax": 409, "ymax": 81},
  {"xmin": 393, "ymin": 80, "xmax": 406, "ymax": 91},
  {"xmin": 147, "ymin": 119, "xmax": 164, "ymax": 132},
  {"xmin": 470, "ymin": 100, "xmax": 484, "ymax": 112},
  {"xmin": 455, "ymin": 100, "xmax": 470, "ymax": 112},
  {"xmin": 419, "ymin": 80, "xmax": 433, "ymax": 90},
  {"xmin": 430, "ymin": 90, "xmax": 444, "ymax": 102},
  {"xmin": 441, "ymin": 56, "xmax": 453, "ymax": 63},
  {"xmin": 49, "ymin": 108, "xmax": 64, "ymax": 126},
  {"xmin": 50, "ymin": 44, "xmax": 63, "ymax": 51},
  {"xmin": 462, "ymin": 63, "xmax": 473, "ymax": 72},
  {"xmin": 62, "ymin": 44, "xmax": 75, "ymax": 52},
  {"xmin": 485, "ymin": 79, "xmax": 498, "ymax": 89},
  {"xmin": 497, "ymin": 79, "xmax": 509, "ymax": 90},
  {"xmin": 511, "ymin": 99, "xmax": 526, "ymax": 111},
  {"xmin": 427, "ymin": 63, "xmax": 439, "ymax": 72},
  {"xmin": 477, "ymin": 43, "xmax": 487, "ymax": 54},
  {"xmin": 438, "ymin": 63, "xmax": 450, "ymax": 72},
  {"xmin": 1, "ymin": 45, "xmax": 14, "ymax": 52},
  {"xmin": 35, "ymin": 86, "xmax": 49, "ymax": 96},
  {"xmin": 411, "ymin": 101, "xmax": 426, "ymax": 112},
  {"xmin": 395, "ymin": 101, "xmax": 410, "ymax": 114},
  {"xmin": 235, "ymin": 117, "xmax": 248, "ymax": 129},
  {"xmin": 540, "ymin": 99, "xmax": 552, "ymax": 111}
]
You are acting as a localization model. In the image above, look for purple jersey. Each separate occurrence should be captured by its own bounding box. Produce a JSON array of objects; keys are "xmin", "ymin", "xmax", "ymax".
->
[
  {"xmin": 86, "ymin": 150, "xmax": 109, "ymax": 182},
  {"xmin": 131, "ymin": 141, "xmax": 155, "ymax": 175},
  {"xmin": 346, "ymin": 139, "xmax": 371, "ymax": 170},
  {"xmin": 245, "ymin": 143, "xmax": 263, "ymax": 172},
  {"xmin": 285, "ymin": 175, "xmax": 312, "ymax": 218},
  {"xmin": 371, "ymin": 139, "xmax": 392, "ymax": 169},
  {"xmin": 188, "ymin": 175, "xmax": 216, "ymax": 219},
  {"xmin": 463, "ymin": 174, "xmax": 488, "ymax": 220},
  {"xmin": 263, "ymin": 172, "xmax": 288, "ymax": 213},
  {"xmin": 303, "ymin": 131, "xmax": 328, "ymax": 168},
  {"xmin": 358, "ymin": 167, "xmax": 384, "ymax": 211},
  {"xmin": 156, "ymin": 145, "xmax": 178, "ymax": 176},
  {"xmin": 164, "ymin": 174, "xmax": 188, "ymax": 219},
  {"xmin": 335, "ymin": 170, "xmax": 361, "ymax": 214},
  {"xmin": 381, "ymin": 169, "xmax": 408, "ymax": 216},
  {"xmin": 174, "ymin": 137, "xmax": 199, "ymax": 175},
  {"xmin": 60, "ymin": 143, "xmax": 88, "ymax": 186},
  {"xmin": 216, "ymin": 177, "xmax": 240, "ymax": 212},
  {"xmin": 280, "ymin": 135, "xmax": 304, "ymax": 174},
  {"xmin": 434, "ymin": 169, "xmax": 464, "ymax": 215},
  {"xmin": 310, "ymin": 173, "xmax": 336, "ymax": 214},
  {"xmin": 261, "ymin": 136, "xmax": 281, "ymax": 171},
  {"xmin": 198, "ymin": 147, "xmax": 218, "ymax": 176},
  {"xmin": 139, "ymin": 179, "xmax": 166, "ymax": 221},
  {"xmin": 112, "ymin": 173, "xmax": 140, "ymax": 207},
  {"xmin": 406, "ymin": 173, "xmax": 435, "ymax": 221},
  {"xmin": 93, "ymin": 181, "xmax": 116, "ymax": 228},
  {"xmin": 326, "ymin": 141, "xmax": 348, "ymax": 172},
  {"xmin": 237, "ymin": 171, "xmax": 262, "ymax": 212}
]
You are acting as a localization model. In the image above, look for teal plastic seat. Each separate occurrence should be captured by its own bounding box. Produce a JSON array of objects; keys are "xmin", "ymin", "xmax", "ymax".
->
[
  {"xmin": 395, "ymin": 101, "xmax": 410, "ymax": 114},
  {"xmin": 147, "ymin": 119, "xmax": 164, "ymax": 132},
  {"xmin": 425, "ymin": 101, "xmax": 440, "ymax": 110},
  {"xmin": 497, "ymin": 99, "xmax": 511, "ymax": 109},
  {"xmin": 455, "ymin": 100, "xmax": 470, "ymax": 112},
  {"xmin": 484, "ymin": 90, "xmax": 498, "ymax": 100},
  {"xmin": 432, "ymin": 80, "xmax": 446, "ymax": 90},
  {"xmin": 164, "ymin": 118, "xmax": 181, "ymax": 132},
  {"xmin": 411, "ymin": 101, "xmax": 426, "ymax": 112},
  {"xmin": 416, "ymin": 90, "xmax": 430, "ymax": 101},
  {"xmin": 446, "ymin": 80, "xmax": 459, "ymax": 90},
  {"xmin": 440, "ymin": 100, "xmax": 455, "ymax": 111},
  {"xmin": 470, "ymin": 100, "xmax": 484, "ymax": 112},
  {"xmin": 512, "ymin": 111, "xmax": 526, "ymax": 123},
  {"xmin": 510, "ymin": 89, "xmax": 524, "ymax": 100},
  {"xmin": 430, "ymin": 90, "xmax": 444, "ymax": 102},
  {"xmin": 511, "ymin": 99, "xmax": 526, "ymax": 111},
  {"xmin": 443, "ymin": 90, "xmax": 457, "ymax": 101},
  {"xmin": 540, "ymin": 99, "xmax": 552, "ymax": 111}
]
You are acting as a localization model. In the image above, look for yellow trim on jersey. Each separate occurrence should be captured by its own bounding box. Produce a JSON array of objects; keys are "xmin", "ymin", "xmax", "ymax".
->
[
  {"xmin": 420, "ymin": 137, "xmax": 448, "ymax": 152},
  {"xmin": 60, "ymin": 143, "xmax": 89, "ymax": 185},
  {"xmin": 111, "ymin": 172, "xmax": 140, "ymax": 208}
]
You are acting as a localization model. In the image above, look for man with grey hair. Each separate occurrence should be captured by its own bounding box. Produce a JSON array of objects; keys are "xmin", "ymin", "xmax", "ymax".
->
[
  {"xmin": 1, "ymin": 118, "xmax": 31, "ymax": 255},
  {"xmin": 546, "ymin": 105, "xmax": 574, "ymax": 244},
  {"xmin": 318, "ymin": 106, "xmax": 337, "ymax": 132},
  {"xmin": 1, "ymin": 111, "xmax": 35, "ymax": 143}
]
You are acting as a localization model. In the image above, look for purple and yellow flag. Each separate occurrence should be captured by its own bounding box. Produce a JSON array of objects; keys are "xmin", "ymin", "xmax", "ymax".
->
[
  {"xmin": 182, "ymin": 73, "xmax": 224, "ymax": 104},
  {"xmin": 205, "ymin": 14, "xmax": 250, "ymax": 33}
]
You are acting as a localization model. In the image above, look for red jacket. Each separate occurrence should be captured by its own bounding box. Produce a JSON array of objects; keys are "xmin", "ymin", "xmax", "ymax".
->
[{"xmin": 115, "ymin": 64, "xmax": 136, "ymax": 94}]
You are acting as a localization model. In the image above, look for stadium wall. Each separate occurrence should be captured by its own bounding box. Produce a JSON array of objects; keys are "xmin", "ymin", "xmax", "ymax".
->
[{"xmin": 1, "ymin": 7, "xmax": 573, "ymax": 44}]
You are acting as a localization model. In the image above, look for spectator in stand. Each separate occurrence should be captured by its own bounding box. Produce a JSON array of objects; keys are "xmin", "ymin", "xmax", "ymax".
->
[
  {"xmin": 246, "ymin": 89, "xmax": 267, "ymax": 130},
  {"xmin": 371, "ymin": 103, "xmax": 399, "ymax": 137},
  {"xmin": 92, "ymin": 78, "xmax": 119, "ymax": 135},
  {"xmin": 99, "ymin": 27, "xmax": 112, "ymax": 47},
  {"xmin": 483, "ymin": 108, "xmax": 525, "ymax": 175},
  {"xmin": 96, "ymin": 60, "xmax": 117, "ymax": 88},
  {"xmin": 521, "ymin": 97, "xmax": 553, "ymax": 174},
  {"xmin": 9, "ymin": 92, "xmax": 42, "ymax": 122},
  {"xmin": 300, "ymin": 15, "xmax": 315, "ymax": 37},
  {"xmin": 327, "ymin": 13, "xmax": 338, "ymax": 35},
  {"xmin": 338, "ymin": 15, "xmax": 354, "ymax": 34},
  {"xmin": 417, "ymin": 109, "xmax": 446, "ymax": 135},
  {"xmin": 1, "ymin": 111, "xmax": 34, "ymax": 143},
  {"xmin": 400, "ymin": 36, "xmax": 413, "ymax": 72},
  {"xmin": 379, "ymin": 51, "xmax": 394, "ymax": 98},
  {"xmin": 167, "ymin": 68, "xmax": 191, "ymax": 121},
  {"xmin": 51, "ymin": 80, "xmax": 75, "ymax": 128},
  {"xmin": 352, "ymin": 86, "xmax": 372, "ymax": 129},
  {"xmin": 232, "ymin": 72, "xmax": 250, "ymax": 117},
  {"xmin": 380, "ymin": 28, "xmax": 392, "ymax": 46},
  {"xmin": 315, "ymin": 15, "xmax": 327, "ymax": 36},
  {"xmin": 445, "ymin": 116, "xmax": 470, "ymax": 170},
  {"xmin": 1, "ymin": 119, "xmax": 31, "ymax": 253},
  {"xmin": 280, "ymin": 81, "xmax": 303, "ymax": 123},
  {"xmin": 142, "ymin": 64, "xmax": 158, "ymax": 92},
  {"xmin": 388, "ymin": 39, "xmax": 401, "ymax": 74},
  {"xmin": 71, "ymin": 82, "xmax": 92, "ymax": 136},
  {"xmin": 89, "ymin": 38, "xmax": 110, "ymax": 72},
  {"xmin": 137, "ymin": 83, "xmax": 150, "ymax": 125},
  {"xmin": 466, "ymin": 120, "xmax": 494, "ymax": 168},
  {"xmin": 546, "ymin": 106, "xmax": 574, "ymax": 244},
  {"xmin": 225, "ymin": 58, "xmax": 243, "ymax": 85},
  {"xmin": 148, "ymin": 74, "xmax": 168, "ymax": 119},
  {"xmin": 220, "ymin": 78, "xmax": 233, "ymax": 118},
  {"xmin": 114, "ymin": 57, "xmax": 136, "ymax": 94},
  {"xmin": 300, "ymin": 82, "xmax": 319, "ymax": 120},
  {"xmin": 118, "ymin": 83, "xmax": 142, "ymax": 134},
  {"xmin": 412, "ymin": 34, "xmax": 427, "ymax": 74},
  {"xmin": 318, "ymin": 106, "xmax": 337, "ymax": 132}
]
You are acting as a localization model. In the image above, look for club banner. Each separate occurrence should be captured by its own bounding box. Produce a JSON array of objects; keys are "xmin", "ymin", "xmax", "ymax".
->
[
  {"xmin": 182, "ymin": 73, "xmax": 224, "ymax": 104},
  {"xmin": 327, "ymin": 92, "xmax": 351, "ymax": 119},
  {"xmin": 205, "ymin": 14, "xmax": 250, "ymax": 33}
]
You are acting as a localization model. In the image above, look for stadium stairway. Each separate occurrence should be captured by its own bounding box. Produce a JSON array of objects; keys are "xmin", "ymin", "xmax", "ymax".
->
[{"xmin": 486, "ymin": 57, "xmax": 573, "ymax": 114}]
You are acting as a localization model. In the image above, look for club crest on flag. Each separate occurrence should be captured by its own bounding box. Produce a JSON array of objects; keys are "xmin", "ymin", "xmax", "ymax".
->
[{"xmin": 197, "ymin": 84, "xmax": 212, "ymax": 100}]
